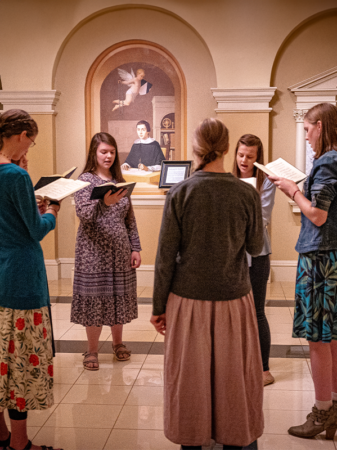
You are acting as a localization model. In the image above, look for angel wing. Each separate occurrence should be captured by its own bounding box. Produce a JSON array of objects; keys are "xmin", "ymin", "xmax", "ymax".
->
[{"xmin": 117, "ymin": 68, "xmax": 135, "ymax": 86}]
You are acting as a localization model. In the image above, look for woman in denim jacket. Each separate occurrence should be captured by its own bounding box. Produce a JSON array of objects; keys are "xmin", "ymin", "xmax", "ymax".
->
[{"xmin": 269, "ymin": 103, "xmax": 337, "ymax": 440}]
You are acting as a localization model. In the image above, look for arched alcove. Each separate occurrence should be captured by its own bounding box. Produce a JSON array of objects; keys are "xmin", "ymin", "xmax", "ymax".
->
[
  {"xmin": 52, "ymin": 5, "xmax": 216, "ymax": 260},
  {"xmin": 85, "ymin": 40, "xmax": 187, "ymax": 162},
  {"xmin": 268, "ymin": 9, "xmax": 337, "ymax": 272}
]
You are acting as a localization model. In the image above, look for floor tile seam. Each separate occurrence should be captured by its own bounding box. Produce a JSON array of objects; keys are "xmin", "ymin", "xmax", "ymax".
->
[
  {"xmin": 102, "ymin": 426, "xmax": 115, "ymax": 450},
  {"xmin": 40, "ymin": 403, "xmax": 64, "ymax": 427}
]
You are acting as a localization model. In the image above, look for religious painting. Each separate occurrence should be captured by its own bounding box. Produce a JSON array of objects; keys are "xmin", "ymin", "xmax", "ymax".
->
[{"xmin": 86, "ymin": 42, "xmax": 186, "ymax": 190}]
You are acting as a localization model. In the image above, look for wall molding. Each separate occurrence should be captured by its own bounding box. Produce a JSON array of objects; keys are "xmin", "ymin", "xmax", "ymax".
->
[
  {"xmin": 46, "ymin": 259, "xmax": 297, "ymax": 284},
  {"xmin": 45, "ymin": 259, "xmax": 61, "ymax": 280},
  {"xmin": 0, "ymin": 90, "xmax": 61, "ymax": 114},
  {"xmin": 132, "ymin": 195, "xmax": 166, "ymax": 206},
  {"xmin": 211, "ymin": 87, "xmax": 276, "ymax": 112},
  {"xmin": 270, "ymin": 260, "xmax": 297, "ymax": 282}
]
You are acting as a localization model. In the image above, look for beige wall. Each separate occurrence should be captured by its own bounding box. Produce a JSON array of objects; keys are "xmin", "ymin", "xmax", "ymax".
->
[
  {"xmin": 30, "ymin": 114, "xmax": 58, "ymax": 260},
  {"xmin": 1, "ymin": 0, "xmax": 336, "ymax": 89},
  {"xmin": 1, "ymin": 1, "xmax": 337, "ymax": 276},
  {"xmin": 270, "ymin": 11, "xmax": 337, "ymax": 261}
]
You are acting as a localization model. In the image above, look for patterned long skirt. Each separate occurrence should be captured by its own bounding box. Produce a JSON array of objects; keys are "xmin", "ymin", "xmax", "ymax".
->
[
  {"xmin": 293, "ymin": 250, "xmax": 337, "ymax": 342},
  {"xmin": 0, "ymin": 307, "xmax": 53, "ymax": 412}
]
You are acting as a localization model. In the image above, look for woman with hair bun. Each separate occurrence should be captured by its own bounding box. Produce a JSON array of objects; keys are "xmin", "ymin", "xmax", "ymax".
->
[
  {"xmin": 269, "ymin": 103, "xmax": 337, "ymax": 440},
  {"xmin": 151, "ymin": 118, "xmax": 264, "ymax": 450},
  {"xmin": 0, "ymin": 110, "xmax": 62, "ymax": 450},
  {"xmin": 232, "ymin": 134, "xmax": 276, "ymax": 387}
]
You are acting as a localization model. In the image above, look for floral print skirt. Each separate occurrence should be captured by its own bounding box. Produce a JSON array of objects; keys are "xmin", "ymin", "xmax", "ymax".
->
[
  {"xmin": 0, "ymin": 306, "xmax": 53, "ymax": 412},
  {"xmin": 293, "ymin": 250, "xmax": 337, "ymax": 342}
]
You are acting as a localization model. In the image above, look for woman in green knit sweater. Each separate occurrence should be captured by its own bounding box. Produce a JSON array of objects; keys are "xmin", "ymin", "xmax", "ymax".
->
[{"xmin": 0, "ymin": 110, "xmax": 62, "ymax": 450}]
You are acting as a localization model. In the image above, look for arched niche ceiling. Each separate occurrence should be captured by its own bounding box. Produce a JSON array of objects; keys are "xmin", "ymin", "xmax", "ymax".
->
[{"xmin": 53, "ymin": 5, "xmax": 217, "ymax": 174}]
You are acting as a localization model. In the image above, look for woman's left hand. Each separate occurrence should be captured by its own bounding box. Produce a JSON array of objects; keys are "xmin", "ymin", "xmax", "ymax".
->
[
  {"xmin": 150, "ymin": 314, "xmax": 166, "ymax": 335},
  {"xmin": 268, "ymin": 175, "xmax": 299, "ymax": 199},
  {"xmin": 131, "ymin": 251, "xmax": 141, "ymax": 269}
]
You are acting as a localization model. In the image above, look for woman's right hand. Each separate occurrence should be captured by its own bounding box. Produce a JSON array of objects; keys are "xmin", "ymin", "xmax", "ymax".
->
[
  {"xmin": 104, "ymin": 189, "xmax": 127, "ymax": 206},
  {"xmin": 150, "ymin": 314, "xmax": 166, "ymax": 335}
]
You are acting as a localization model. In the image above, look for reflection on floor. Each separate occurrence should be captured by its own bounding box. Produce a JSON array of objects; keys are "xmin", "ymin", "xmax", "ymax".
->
[{"xmin": 9, "ymin": 280, "xmax": 336, "ymax": 449}]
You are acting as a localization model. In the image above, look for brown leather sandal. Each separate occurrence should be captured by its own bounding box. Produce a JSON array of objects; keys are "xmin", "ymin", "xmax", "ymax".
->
[
  {"xmin": 112, "ymin": 343, "xmax": 131, "ymax": 361},
  {"xmin": 82, "ymin": 351, "xmax": 99, "ymax": 371}
]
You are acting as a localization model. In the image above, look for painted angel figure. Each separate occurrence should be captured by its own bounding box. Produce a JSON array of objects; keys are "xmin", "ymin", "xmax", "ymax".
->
[{"xmin": 112, "ymin": 68, "xmax": 152, "ymax": 111}]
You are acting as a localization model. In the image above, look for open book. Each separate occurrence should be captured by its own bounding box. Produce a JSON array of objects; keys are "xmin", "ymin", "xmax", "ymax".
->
[
  {"xmin": 254, "ymin": 158, "xmax": 307, "ymax": 184},
  {"xmin": 34, "ymin": 167, "xmax": 77, "ymax": 190},
  {"xmin": 35, "ymin": 178, "xmax": 90, "ymax": 202},
  {"xmin": 90, "ymin": 182, "xmax": 136, "ymax": 200}
]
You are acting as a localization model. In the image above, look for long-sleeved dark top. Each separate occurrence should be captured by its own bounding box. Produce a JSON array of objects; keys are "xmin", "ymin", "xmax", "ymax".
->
[{"xmin": 152, "ymin": 171, "xmax": 264, "ymax": 315}]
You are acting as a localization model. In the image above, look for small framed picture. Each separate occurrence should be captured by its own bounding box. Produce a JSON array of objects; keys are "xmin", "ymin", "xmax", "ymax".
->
[{"xmin": 159, "ymin": 161, "xmax": 193, "ymax": 189}]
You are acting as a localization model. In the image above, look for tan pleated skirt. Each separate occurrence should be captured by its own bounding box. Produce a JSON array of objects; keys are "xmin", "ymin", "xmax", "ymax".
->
[{"xmin": 164, "ymin": 291, "xmax": 264, "ymax": 447}]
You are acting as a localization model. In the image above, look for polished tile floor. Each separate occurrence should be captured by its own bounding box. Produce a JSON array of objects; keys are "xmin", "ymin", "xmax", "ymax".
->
[{"xmin": 10, "ymin": 280, "xmax": 336, "ymax": 449}]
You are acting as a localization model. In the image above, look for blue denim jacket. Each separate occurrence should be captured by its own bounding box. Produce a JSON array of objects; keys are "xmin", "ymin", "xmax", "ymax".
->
[{"xmin": 296, "ymin": 150, "xmax": 337, "ymax": 254}]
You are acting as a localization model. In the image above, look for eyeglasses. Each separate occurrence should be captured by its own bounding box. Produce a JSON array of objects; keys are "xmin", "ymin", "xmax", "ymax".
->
[{"xmin": 27, "ymin": 136, "xmax": 36, "ymax": 148}]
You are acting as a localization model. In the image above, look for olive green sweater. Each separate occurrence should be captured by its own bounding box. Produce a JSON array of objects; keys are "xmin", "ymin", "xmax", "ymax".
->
[{"xmin": 152, "ymin": 171, "xmax": 263, "ymax": 315}]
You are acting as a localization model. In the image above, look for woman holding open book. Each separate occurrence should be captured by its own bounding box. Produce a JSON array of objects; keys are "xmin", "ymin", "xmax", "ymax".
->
[
  {"xmin": 151, "ymin": 118, "xmax": 264, "ymax": 450},
  {"xmin": 71, "ymin": 132, "xmax": 141, "ymax": 370},
  {"xmin": 269, "ymin": 103, "xmax": 337, "ymax": 440},
  {"xmin": 232, "ymin": 135, "xmax": 276, "ymax": 387},
  {"xmin": 0, "ymin": 110, "xmax": 62, "ymax": 450}
]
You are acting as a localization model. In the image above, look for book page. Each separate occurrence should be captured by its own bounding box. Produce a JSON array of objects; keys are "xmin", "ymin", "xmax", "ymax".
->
[
  {"xmin": 122, "ymin": 168, "xmax": 150, "ymax": 176},
  {"xmin": 241, "ymin": 177, "xmax": 257, "ymax": 188},
  {"xmin": 265, "ymin": 158, "xmax": 306, "ymax": 182},
  {"xmin": 253, "ymin": 162, "xmax": 275, "ymax": 178},
  {"xmin": 165, "ymin": 166, "xmax": 186, "ymax": 184},
  {"xmin": 35, "ymin": 178, "xmax": 90, "ymax": 201}
]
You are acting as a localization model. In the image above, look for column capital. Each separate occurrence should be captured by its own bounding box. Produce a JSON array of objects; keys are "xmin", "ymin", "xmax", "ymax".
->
[{"xmin": 293, "ymin": 109, "xmax": 308, "ymax": 123}]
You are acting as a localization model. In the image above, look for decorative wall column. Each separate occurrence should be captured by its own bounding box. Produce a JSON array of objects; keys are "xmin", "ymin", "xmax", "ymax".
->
[
  {"xmin": 211, "ymin": 87, "xmax": 276, "ymax": 171},
  {"xmin": 0, "ymin": 90, "xmax": 61, "ymax": 279},
  {"xmin": 293, "ymin": 109, "xmax": 307, "ymax": 172}
]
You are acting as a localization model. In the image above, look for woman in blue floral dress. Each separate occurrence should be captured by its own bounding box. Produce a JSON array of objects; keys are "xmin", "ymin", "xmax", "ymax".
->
[
  {"xmin": 269, "ymin": 103, "xmax": 337, "ymax": 440},
  {"xmin": 0, "ymin": 110, "xmax": 62, "ymax": 450}
]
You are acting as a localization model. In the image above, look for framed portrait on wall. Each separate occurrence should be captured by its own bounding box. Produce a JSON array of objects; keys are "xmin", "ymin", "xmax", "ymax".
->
[{"xmin": 159, "ymin": 161, "xmax": 192, "ymax": 189}]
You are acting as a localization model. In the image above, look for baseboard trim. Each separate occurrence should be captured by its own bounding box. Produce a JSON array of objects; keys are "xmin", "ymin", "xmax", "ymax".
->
[
  {"xmin": 46, "ymin": 259, "xmax": 298, "ymax": 284},
  {"xmin": 136, "ymin": 264, "xmax": 155, "ymax": 287},
  {"xmin": 270, "ymin": 260, "xmax": 297, "ymax": 282},
  {"xmin": 58, "ymin": 258, "xmax": 75, "ymax": 279},
  {"xmin": 44, "ymin": 259, "xmax": 61, "ymax": 281}
]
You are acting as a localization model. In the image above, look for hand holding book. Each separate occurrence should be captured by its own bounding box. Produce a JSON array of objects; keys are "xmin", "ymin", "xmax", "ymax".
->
[
  {"xmin": 103, "ymin": 188, "xmax": 128, "ymax": 206},
  {"xmin": 268, "ymin": 174, "xmax": 300, "ymax": 200}
]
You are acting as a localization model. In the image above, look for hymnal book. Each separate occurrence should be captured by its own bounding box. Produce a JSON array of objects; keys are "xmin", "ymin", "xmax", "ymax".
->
[
  {"xmin": 35, "ymin": 178, "xmax": 90, "ymax": 202},
  {"xmin": 90, "ymin": 182, "xmax": 136, "ymax": 200},
  {"xmin": 34, "ymin": 167, "xmax": 77, "ymax": 190},
  {"xmin": 241, "ymin": 177, "xmax": 257, "ymax": 188},
  {"xmin": 254, "ymin": 158, "xmax": 307, "ymax": 184}
]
